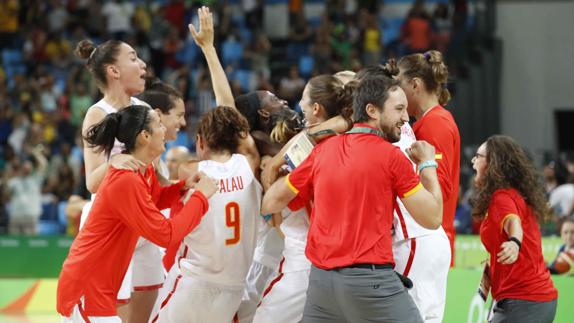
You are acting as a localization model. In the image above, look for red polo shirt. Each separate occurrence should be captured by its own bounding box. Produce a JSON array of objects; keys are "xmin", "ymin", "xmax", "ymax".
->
[
  {"xmin": 480, "ymin": 189, "xmax": 557, "ymax": 302},
  {"xmin": 57, "ymin": 166, "xmax": 209, "ymax": 317},
  {"xmin": 286, "ymin": 124, "xmax": 422, "ymax": 269},
  {"xmin": 413, "ymin": 105, "xmax": 460, "ymax": 260}
]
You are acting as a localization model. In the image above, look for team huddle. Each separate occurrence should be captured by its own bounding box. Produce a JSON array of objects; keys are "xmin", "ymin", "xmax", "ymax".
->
[{"xmin": 56, "ymin": 6, "xmax": 558, "ymax": 323}]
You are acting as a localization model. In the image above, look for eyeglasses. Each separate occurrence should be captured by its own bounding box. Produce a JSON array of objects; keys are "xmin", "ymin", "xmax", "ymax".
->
[{"xmin": 473, "ymin": 153, "xmax": 486, "ymax": 160}]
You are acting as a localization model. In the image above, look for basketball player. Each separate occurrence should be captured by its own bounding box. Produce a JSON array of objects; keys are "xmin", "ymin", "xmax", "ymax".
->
[
  {"xmin": 252, "ymin": 73, "xmax": 355, "ymax": 323},
  {"xmin": 152, "ymin": 7, "xmax": 262, "ymax": 322},
  {"xmin": 57, "ymin": 106, "xmax": 218, "ymax": 322},
  {"xmin": 391, "ymin": 51, "xmax": 461, "ymax": 265},
  {"xmin": 74, "ymin": 38, "xmax": 150, "ymax": 320}
]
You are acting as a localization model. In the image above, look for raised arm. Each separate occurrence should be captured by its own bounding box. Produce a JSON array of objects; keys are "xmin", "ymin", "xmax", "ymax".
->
[
  {"xmin": 189, "ymin": 6, "xmax": 235, "ymax": 108},
  {"xmin": 190, "ymin": 6, "xmax": 260, "ymax": 174}
]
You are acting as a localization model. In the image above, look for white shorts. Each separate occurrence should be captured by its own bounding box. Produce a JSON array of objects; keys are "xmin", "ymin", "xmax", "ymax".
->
[
  {"xmin": 132, "ymin": 237, "xmax": 165, "ymax": 291},
  {"xmin": 235, "ymin": 260, "xmax": 279, "ymax": 323},
  {"xmin": 116, "ymin": 238, "xmax": 164, "ymax": 303},
  {"xmin": 152, "ymin": 272, "xmax": 243, "ymax": 323},
  {"xmin": 79, "ymin": 200, "xmax": 92, "ymax": 230},
  {"xmin": 61, "ymin": 302, "xmax": 121, "ymax": 323},
  {"xmin": 252, "ymin": 268, "xmax": 310, "ymax": 323},
  {"xmin": 393, "ymin": 232, "xmax": 451, "ymax": 323}
]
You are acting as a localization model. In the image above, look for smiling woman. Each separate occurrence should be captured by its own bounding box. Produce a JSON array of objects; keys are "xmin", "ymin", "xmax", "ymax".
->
[{"xmin": 56, "ymin": 106, "xmax": 218, "ymax": 322}]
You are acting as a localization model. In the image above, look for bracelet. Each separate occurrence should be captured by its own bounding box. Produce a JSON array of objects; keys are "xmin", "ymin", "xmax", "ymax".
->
[
  {"xmin": 508, "ymin": 237, "xmax": 522, "ymax": 249},
  {"xmin": 261, "ymin": 213, "xmax": 273, "ymax": 222},
  {"xmin": 418, "ymin": 160, "xmax": 438, "ymax": 173}
]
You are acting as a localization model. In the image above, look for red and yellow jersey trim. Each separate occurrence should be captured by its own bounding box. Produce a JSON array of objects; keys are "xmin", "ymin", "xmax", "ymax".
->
[
  {"xmin": 285, "ymin": 174, "xmax": 300, "ymax": 194},
  {"xmin": 403, "ymin": 182, "xmax": 423, "ymax": 198}
]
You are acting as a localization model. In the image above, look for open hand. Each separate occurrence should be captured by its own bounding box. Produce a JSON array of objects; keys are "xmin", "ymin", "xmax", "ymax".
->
[
  {"xmin": 109, "ymin": 154, "xmax": 146, "ymax": 171},
  {"xmin": 189, "ymin": 6, "xmax": 214, "ymax": 49},
  {"xmin": 497, "ymin": 241, "xmax": 520, "ymax": 264}
]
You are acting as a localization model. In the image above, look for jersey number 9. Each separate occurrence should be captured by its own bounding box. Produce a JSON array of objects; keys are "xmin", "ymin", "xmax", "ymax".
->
[{"xmin": 225, "ymin": 202, "xmax": 240, "ymax": 245}]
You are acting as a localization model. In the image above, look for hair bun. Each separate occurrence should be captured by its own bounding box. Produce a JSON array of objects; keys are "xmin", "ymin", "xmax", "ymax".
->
[{"xmin": 74, "ymin": 39, "xmax": 97, "ymax": 60}]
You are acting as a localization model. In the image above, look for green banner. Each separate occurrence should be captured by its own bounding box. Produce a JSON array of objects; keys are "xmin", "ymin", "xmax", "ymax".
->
[{"xmin": 0, "ymin": 236, "xmax": 72, "ymax": 278}]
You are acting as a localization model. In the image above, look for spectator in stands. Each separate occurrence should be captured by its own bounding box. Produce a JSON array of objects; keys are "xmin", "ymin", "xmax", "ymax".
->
[
  {"xmin": 311, "ymin": 30, "xmax": 333, "ymax": 74},
  {"xmin": 361, "ymin": 13, "xmax": 382, "ymax": 66},
  {"xmin": 101, "ymin": 0, "xmax": 135, "ymax": 41},
  {"xmin": 471, "ymin": 135, "xmax": 557, "ymax": 322},
  {"xmin": 5, "ymin": 145, "xmax": 47, "ymax": 235},
  {"xmin": 548, "ymin": 217, "xmax": 574, "ymax": 275},
  {"xmin": 69, "ymin": 83, "xmax": 92, "ymax": 130},
  {"xmin": 279, "ymin": 66, "xmax": 305, "ymax": 107},
  {"xmin": 432, "ymin": 3, "xmax": 452, "ymax": 54},
  {"xmin": 401, "ymin": 1, "xmax": 432, "ymax": 54},
  {"xmin": 246, "ymin": 33, "xmax": 272, "ymax": 81},
  {"xmin": 547, "ymin": 160, "xmax": 574, "ymax": 231},
  {"xmin": 0, "ymin": 0, "xmax": 19, "ymax": 50},
  {"xmin": 165, "ymin": 146, "xmax": 192, "ymax": 181}
]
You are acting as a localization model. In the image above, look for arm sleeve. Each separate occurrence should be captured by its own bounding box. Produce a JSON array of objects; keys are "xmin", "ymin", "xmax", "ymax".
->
[
  {"xmin": 153, "ymin": 178, "xmax": 186, "ymax": 211},
  {"xmin": 390, "ymin": 148, "xmax": 422, "ymax": 198},
  {"xmin": 416, "ymin": 119, "xmax": 454, "ymax": 199},
  {"xmin": 114, "ymin": 173, "xmax": 209, "ymax": 248},
  {"xmin": 285, "ymin": 147, "xmax": 316, "ymax": 204}
]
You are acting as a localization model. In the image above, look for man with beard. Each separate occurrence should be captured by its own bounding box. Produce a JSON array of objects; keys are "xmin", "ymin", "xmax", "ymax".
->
[{"xmin": 261, "ymin": 75, "xmax": 444, "ymax": 322}]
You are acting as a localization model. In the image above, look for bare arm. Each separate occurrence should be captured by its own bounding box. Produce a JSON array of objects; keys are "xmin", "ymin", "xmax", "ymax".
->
[
  {"xmin": 497, "ymin": 216, "xmax": 523, "ymax": 264},
  {"xmin": 82, "ymin": 108, "xmax": 111, "ymax": 193},
  {"xmin": 190, "ymin": 7, "xmax": 235, "ymax": 108},
  {"xmin": 261, "ymin": 115, "xmax": 351, "ymax": 191},
  {"xmin": 261, "ymin": 176, "xmax": 297, "ymax": 215},
  {"xmin": 190, "ymin": 6, "xmax": 260, "ymax": 174}
]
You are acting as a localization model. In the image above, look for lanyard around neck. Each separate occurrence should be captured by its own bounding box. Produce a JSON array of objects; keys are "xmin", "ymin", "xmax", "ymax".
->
[{"xmin": 345, "ymin": 127, "xmax": 385, "ymax": 139}]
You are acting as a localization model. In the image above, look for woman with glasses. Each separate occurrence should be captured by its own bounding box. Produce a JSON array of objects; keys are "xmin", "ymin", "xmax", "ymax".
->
[{"xmin": 471, "ymin": 135, "xmax": 557, "ymax": 323}]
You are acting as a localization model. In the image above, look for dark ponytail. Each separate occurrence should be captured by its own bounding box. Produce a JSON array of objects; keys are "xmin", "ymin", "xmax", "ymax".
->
[{"xmin": 84, "ymin": 105, "xmax": 152, "ymax": 157}]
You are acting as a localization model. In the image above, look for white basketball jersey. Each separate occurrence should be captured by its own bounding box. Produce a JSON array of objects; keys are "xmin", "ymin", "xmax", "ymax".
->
[
  {"xmin": 179, "ymin": 154, "xmax": 262, "ymax": 287},
  {"xmin": 252, "ymin": 220, "xmax": 284, "ymax": 269},
  {"xmin": 392, "ymin": 123, "xmax": 443, "ymax": 242},
  {"xmin": 280, "ymin": 207, "xmax": 311, "ymax": 273}
]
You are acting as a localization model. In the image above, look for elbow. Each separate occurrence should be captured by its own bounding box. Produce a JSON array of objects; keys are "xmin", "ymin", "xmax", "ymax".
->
[
  {"xmin": 261, "ymin": 196, "xmax": 281, "ymax": 215},
  {"xmin": 428, "ymin": 204, "xmax": 444, "ymax": 229},
  {"xmin": 86, "ymin": 181, "xmax": 97, "ymax": 194}
]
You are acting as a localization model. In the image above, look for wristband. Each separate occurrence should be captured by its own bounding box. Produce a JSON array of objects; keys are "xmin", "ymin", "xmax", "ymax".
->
[
  {"xmin": 261, "ymin": 213, "xmax": 273, "ymax": 222},
  {"xmin": 418, "ymin": 160, "xmax": 438, "ymax": 173},
  {"xmin": 508, "ymin": 237, "xmax": 522, "ymax": 249}
]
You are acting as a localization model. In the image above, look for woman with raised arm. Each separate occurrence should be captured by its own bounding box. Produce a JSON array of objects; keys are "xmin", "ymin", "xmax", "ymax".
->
[
  {"xmin": 57, "ymin": 106, "xmax": 218, "ymax": 323},
  {"xmin": 151, "ymin": 7, "xmax": 262, "ymax": 323}
]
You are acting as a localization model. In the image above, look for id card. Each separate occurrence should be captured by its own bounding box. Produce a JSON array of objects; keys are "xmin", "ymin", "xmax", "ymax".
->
[{"xmin": 284, "ymin": 133, "xmax": 315, "ymax": 169}]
